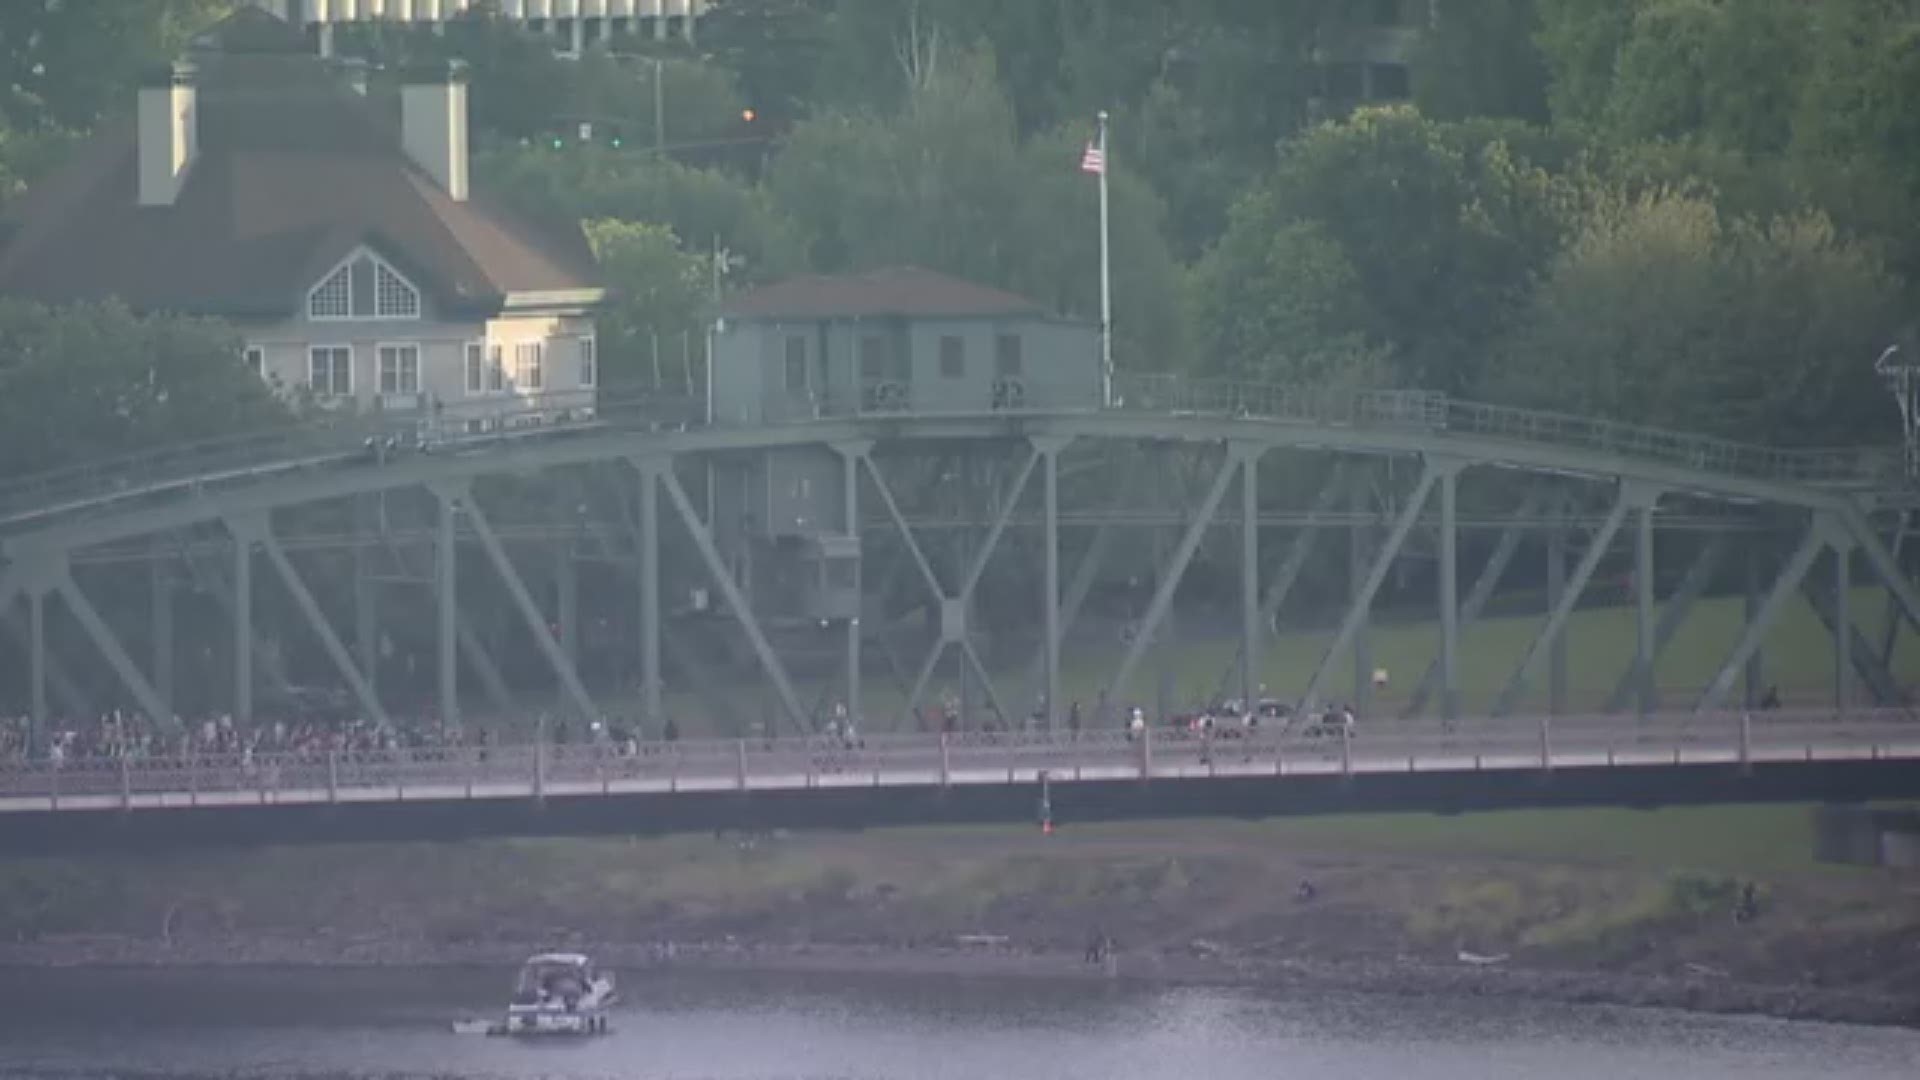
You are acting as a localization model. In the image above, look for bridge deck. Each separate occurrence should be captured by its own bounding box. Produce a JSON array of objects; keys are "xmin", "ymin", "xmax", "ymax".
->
[{"xmin": 5, "ymin": 713, "xmax": 1916, "ymax": 817}]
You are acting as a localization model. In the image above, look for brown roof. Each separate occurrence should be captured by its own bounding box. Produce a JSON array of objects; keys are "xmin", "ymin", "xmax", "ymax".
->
[
  {"xmin": 0, "ymin": 10, "xmax": 597, "ymax": 318},
  {"xmin": 722, "ymin": 266, "xmax": 1045, "ymax": 321}
]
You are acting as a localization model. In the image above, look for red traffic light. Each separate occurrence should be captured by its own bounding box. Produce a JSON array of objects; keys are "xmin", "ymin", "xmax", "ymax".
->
[{"xmin": 741, "ymin": 108, "xmax": 757, "ymax": 123}]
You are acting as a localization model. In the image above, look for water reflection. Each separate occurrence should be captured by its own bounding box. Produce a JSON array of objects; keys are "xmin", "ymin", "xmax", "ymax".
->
[{"xmin": 0, "ymin": 967, "xmax": 1915, "ymax": 1080}]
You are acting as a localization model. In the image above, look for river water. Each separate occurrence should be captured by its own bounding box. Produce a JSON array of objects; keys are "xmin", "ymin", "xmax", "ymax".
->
[{"xmin": 1, "ymin": 966, "xmax": 1916, "ymax": 1080}]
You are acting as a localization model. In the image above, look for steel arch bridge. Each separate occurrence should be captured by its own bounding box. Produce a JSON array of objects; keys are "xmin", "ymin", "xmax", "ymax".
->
[{"xmin": 2, "ymin": 374, "xmax": 1918, "ymax": 747}]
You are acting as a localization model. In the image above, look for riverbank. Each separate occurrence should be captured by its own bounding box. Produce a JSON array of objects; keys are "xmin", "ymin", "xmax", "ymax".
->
[
  {"xmin": 2, "ymin": 933, "xmax": 1917, "ymax": 1029},
  {"xmin": 2, "ymin": 808, "xmax": 1916, "ymax": 1028}
]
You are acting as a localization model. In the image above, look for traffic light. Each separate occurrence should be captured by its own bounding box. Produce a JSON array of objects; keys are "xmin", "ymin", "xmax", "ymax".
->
[{"xmin": 741, "ymin": 107, "xmax": 757, "ymax": 123}]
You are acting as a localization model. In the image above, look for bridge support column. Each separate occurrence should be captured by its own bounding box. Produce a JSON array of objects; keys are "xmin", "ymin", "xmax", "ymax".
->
[
  {"xmin": 1547, "ymin": 506, "xmax": 1568, "ymax": 715},
  {"xmin": 1834, "ymin": 535, "xmax": 1854, "ymax": 715},
  {"xmin": 637, "ymin": 459, "xmax": 664, "ymax": 734},
  {"xmin": 1106, "ymin": 443, "xmax": 1252, "ymax": 710},
  {"xmin": 240, "ymin": 513, "xmax": 392, "ymax": 732},
  {"xmin": 234, "ymin": 530, "xmax": 253, "ymax": 726},
  {"xmin": 1405, "ymin": 486, "xmax": 1542, "ymax": 717},
  {"xmin": 1606, "ymin": 534, "xmax": 1725, "ymax": 713},
  {"xmin": 455, "ymin": 485, "xmax": 598, "ymax": 723},
  {"xmin": 150, "ymin": 539, "xmax": 173, "ymax": 719},
  {"xmin": 555, "ymin": 532, "xmax": 580, "ymax": 673},
  {"xmin": 1699, "ymin": 517, "xmax": 1830, "ymax": 712},
  {"xmin": 834, "ymin": 443, "xmax": 868, "ymax": 731},
  {"xmin": 1349, "ymin": 468, "xmax": 1373, "ymax": 715},
  {"xmin": 28, "ymin": 584, "xmax": 47, "ymax": 750},
  {"xmin": 1876, "ymin": 510, "xmax": 1908, "ymax": 669},
  {"xmin": 1021, "ymin": 497, "xmax": 1117, "ymax": 724},
  {"xmin": 353, "ymin": 496, "xmax": 379, "ymax": 703},
  {"xmin": 1044, "ymin": 442, "xmax": 1063, "ymax": 730},
  {"xmin": 1240, "ymin": 446, "xmax": 1260, "ymax": 716},
  {"xmin": 1493, "ymin": 485, "xmax": 1649, "ymax": 716},
  {"xmin": 1634, "ymin": 501, "xmax": 1659, "ymax": 717},
  {"xmin": 2, "ymin": 601, "xmax": 90, "ymax": 723},
  {"xmin": 437, "ymin": 491, "xmax": 459, "ymax": 729},
  {"xmin": 1745, "ymin": 542, "xmax": 1765, "ymax": 708},
  {"xmin": 1219, "ymin": 461, "xmax": 1348, "ymax": 701},
  {"xmin": 661, "ymin": 466, "xmax": 811, "ymax": 733},
  {"xmin": 1436, "ymin": 460, "xmax": 1460, "ymax": 720},
  {"xmin": 1301, "ymin": 461, "xmax": 1441, "ymax": 712}
]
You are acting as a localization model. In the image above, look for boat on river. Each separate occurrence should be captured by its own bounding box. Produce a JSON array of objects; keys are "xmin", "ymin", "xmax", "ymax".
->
[{"xmin": 452, "ymin": 953, "xmax": 617, "ymax": 1036}]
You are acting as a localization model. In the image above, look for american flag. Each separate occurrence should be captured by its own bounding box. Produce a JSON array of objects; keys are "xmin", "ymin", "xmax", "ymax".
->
[{"xmin": 1080, "ymin": 140, "xmax": 1105, "ymax": 175}]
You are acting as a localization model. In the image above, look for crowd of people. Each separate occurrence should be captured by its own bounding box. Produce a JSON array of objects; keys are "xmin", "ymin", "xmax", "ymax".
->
[{"xmin": 0, "ymin": 709, "xmax": 482, "ymax": 766}]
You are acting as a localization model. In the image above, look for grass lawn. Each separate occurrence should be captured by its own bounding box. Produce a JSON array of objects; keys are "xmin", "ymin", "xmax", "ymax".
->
[{"xmin": 577, "ymin": 586, "xmax": 1919, "ymax": 736}]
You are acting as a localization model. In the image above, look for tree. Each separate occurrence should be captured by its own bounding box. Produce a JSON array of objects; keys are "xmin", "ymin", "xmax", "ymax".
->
[
  {"xmin": 1222, "ymin": 107, "xmax": 1569, "ymax": 394},
  {"xmin": 767, "ymin": 45, "xmax": 1186, "ymax": 370},
  {"xmin": 1482, "ymin": 190, "xmax": 1905, "ymax": 445},
  {"xmin": 692, "ymin": 0, "xmax": 833, "ymax": 126},
  {"xmin": 581, "ymin": 219, "xmax": 712, "ymax": 390},
  {"xmin": 0, "ymin": 0, "xmax": 237, "ymax": 131},
  {"xmin": 0, "ymin": 299, "xmax": 285, "ymax": 478},
  {"xmin": 565, "ymin": 52, "xmax": 750, "ymax": 150},
  {"xmin": 1185, "ymin": 207, "xmax": 1383, "ymax": 385},
  {"xmin": 476, "ymin": 146, "xmax": 807, "ymax": 283}
]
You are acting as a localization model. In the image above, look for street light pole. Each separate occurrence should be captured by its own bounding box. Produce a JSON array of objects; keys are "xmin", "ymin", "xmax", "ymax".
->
[{"xmin": 652, "ymin": 58, "xmax": 666, "ymax": 152}]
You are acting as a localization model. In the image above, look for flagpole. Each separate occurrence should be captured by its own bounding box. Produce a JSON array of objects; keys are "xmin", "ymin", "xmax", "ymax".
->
[{"xmin": 1097, "ymin": 109, "xmax": 1113, "ymax": 407}]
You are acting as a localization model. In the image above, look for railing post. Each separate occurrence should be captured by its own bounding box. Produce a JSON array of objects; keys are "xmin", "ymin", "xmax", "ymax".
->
[
  {"xmin": 1738, "ymin": 713, "xmax": 1752, "ymax": 776},
  {"xmin": 1340, "ymin": 727, "xmax": 1352, "ymax": 778},
  {"xmin": 327, "ymin": 750, "xmax": 339, "ymax": 803},
  {"xmin": 1138, "ymin": 727, "xmax": 1153, "ymax": 780},
  {"xmin": 939, "ymin": 733, "xmax": 951, "ymax": 787},
  {"xmin": 188, "ymin": 752, "xmax": 198, "ymax": 807},
  {"xmin": 1539, "ymin": 715, "xmax": 1553, "ymax": 771},
  {"xmin": 736, "ymin": 739, "xmax": 748, "ymax": 791},
  {"xmin": 49, "ymin": 761, "xmax": 59, "ymax": 811},
  {"xmin": 119, "ymin": 756, "xmax": 131, "ymax": 811},
  {"xmin": 534, "ymin": 730, "xmax": 547, "ymax": 802}
]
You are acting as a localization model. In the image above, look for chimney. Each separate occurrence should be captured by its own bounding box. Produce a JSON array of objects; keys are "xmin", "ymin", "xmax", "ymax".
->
[
  {"xmin": 137, "ymin": 61, "xmax": 198, "ymax": 207},
  {"xmin": 401, "ymin": 60, "xmax": 470, "ymax": 202}
]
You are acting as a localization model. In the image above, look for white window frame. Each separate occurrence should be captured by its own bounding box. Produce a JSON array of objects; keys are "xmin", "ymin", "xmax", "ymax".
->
[
  {"xmin": 516, "ymin": 341, "xmax": 545, "ymax": 392},
  {"xmin": 377, "ymin": 342, "xmax": 421, "ymax": 396},
  {"xmin": 308, "ymin": 345, "xmax": 353, "ymax": 397},
  {"xmin": 488, "ymin": 344, "xmax": 506, "ymax": 392},
  {"xmin": 578, "ymin": 335, "xmax": 597, "ymax": 388},
  {"xmin": 373, "ymin": 261, "xmax": 421, "ymax": 319},
  {"xmin": 307, "ymin": 263, "xmax": 352, "ymax": 320},
  {"xmin": 305, "ymin": 248, "xmax": 424, "ymax": 323}
]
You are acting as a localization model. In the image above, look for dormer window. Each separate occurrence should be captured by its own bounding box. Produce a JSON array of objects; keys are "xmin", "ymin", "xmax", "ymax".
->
[
  {"xmin": 306, "ymin": 249, "xmax": 422, "ymax": 321},
  {"xmin": 375, "ymin": 261, "xmax": 419, "ymax": 318},
  {"xmin": 309, "ymin": 265, "xmax": 351, "ymax": 319}
]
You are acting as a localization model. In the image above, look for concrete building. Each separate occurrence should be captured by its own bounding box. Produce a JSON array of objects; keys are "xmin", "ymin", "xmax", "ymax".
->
[
  {"xmin": 244, "ymin": 0, "xmax": 708, "ymax": 56},
  {"xmin": 0, "ymin": 8, "xmax": 603, "ymax": 428}
]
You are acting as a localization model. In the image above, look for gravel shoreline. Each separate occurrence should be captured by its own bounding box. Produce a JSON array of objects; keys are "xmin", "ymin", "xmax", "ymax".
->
[{"xmin": 4, "ymin": 934, "xmax": 1914, "ymax": 1030}]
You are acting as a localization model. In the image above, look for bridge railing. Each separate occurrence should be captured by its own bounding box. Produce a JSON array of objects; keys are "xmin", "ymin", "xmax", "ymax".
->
[
  {"xmin": 3, "ymin": 710, "xmax": 1916, "ymax": 809},
  {"xmin": 0, "ymin": 370, "xmax": 1900, "ymax": 534}
]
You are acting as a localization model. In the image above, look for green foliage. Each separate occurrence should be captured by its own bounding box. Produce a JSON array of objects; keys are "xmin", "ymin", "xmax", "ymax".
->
[
  {"xmin": 1482, "ymin": 189, "xmax": 1904, "ymax": 444},
  {"xmin": 582, "ymin": 219, "xmax": 712, "ymax": 388},
  {"xmin": 0, "ymin": 0, "xmax": 239, "ymax": 131},
  {"xmin": 767, "ymin": 47, "xmax": 1185, "ymax": 368},
  {"xmin": 477, "ymin": 146, "xmax": 806, "ymax": 282},
  {"xmin": 1210, "ymin": 107, "xmax": 1570, "ymax": 393},
  {"xmin": 0, "ymin": 298, "xmax": 285, "ymax": 477}
]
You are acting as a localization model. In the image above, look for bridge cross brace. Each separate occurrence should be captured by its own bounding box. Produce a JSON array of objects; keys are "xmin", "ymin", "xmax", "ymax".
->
[
  {"xmin": 867, "ymin": 439, "xmax": 1060, "ymax": 729},
  {"xmin": 226, "ymin": 510, "xmax": 393, "ymax": 732},
  {"xmin": 429, "ymin": 481, "xmax": 598, "ymax": 724}
]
